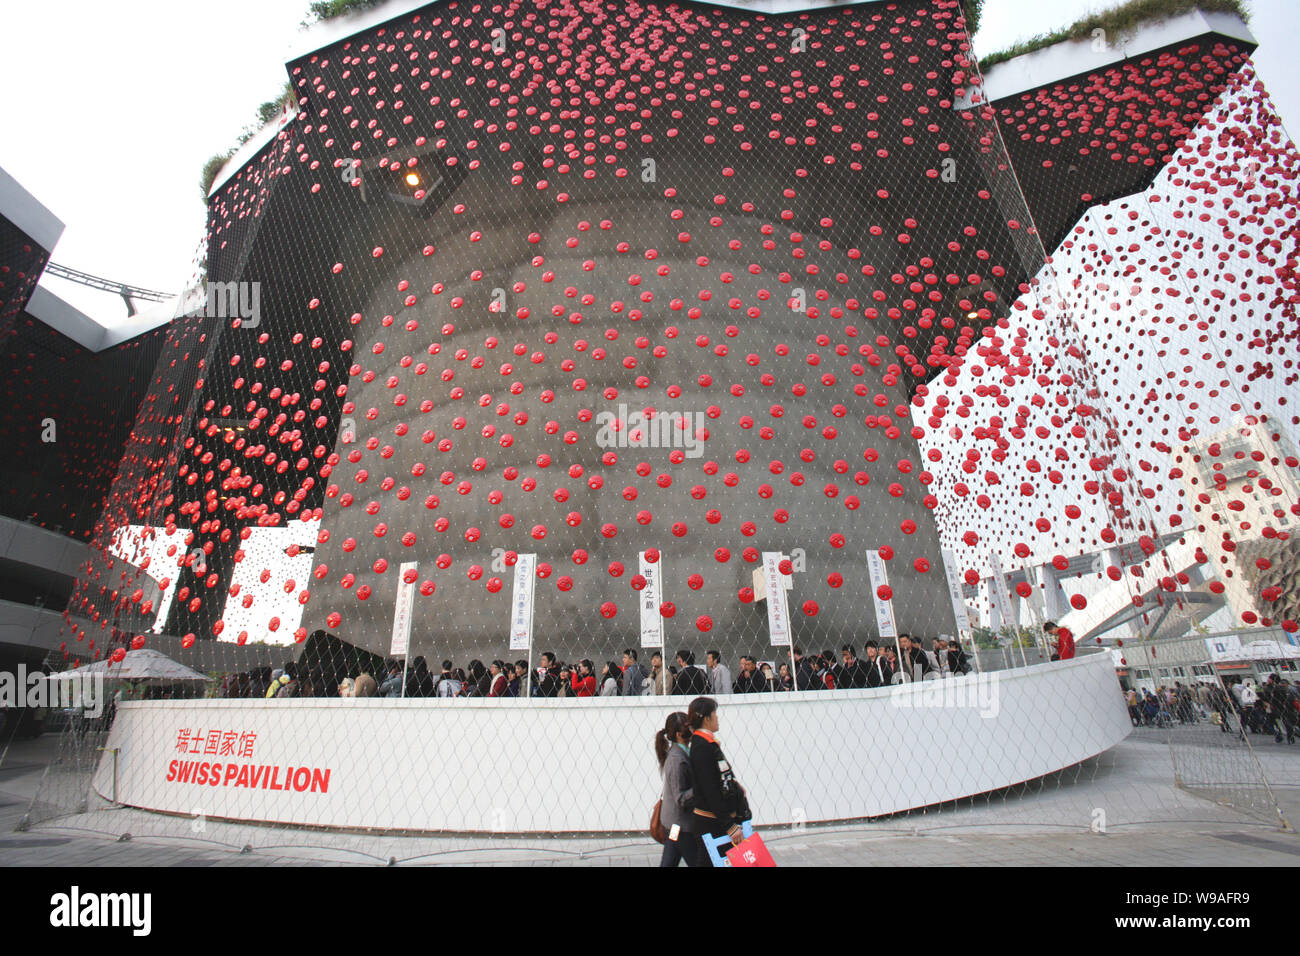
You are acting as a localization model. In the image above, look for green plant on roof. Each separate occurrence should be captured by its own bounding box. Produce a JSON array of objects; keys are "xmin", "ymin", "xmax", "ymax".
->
[
  {"xmin": 304, "ymin": 0, "xmax": 387, "ymax": 24},
  {"xmin": 200, "ymin": 150, "xmax": 235, "ymax": 200},
  {"xmin": 977, "ymin": 0, "xmax": 1249, "ymax": 71}
]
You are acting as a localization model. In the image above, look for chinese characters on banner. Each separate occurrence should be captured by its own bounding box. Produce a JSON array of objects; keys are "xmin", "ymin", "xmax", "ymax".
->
[
  {"xmin": 987, "ymin": 550, "xmax": 1018, "ymax": 632},
  {"xmin": 390, "ymin": 561, "xmax": 418, "ymax": 657},
  {"xmin": 175, "ymin": 728, "xmax": 257, "ymax": 758},
  {"xmin": 940, "ymin": 549, "xmax": 971, "ymax": 632},
  {"xmin": 761, "ymin": 552, "xmax": 792, "ymax": 647},
  {"xmin": 864, "ymin": 549, "xmax": 897, "ymax": 640},
  {"xmin": 638, "ymin": 551, "xmax": 663, "ymax": 649},
  {"xmin": 510, "ymin": 553, "xmax": 537, "ymax": 651}
]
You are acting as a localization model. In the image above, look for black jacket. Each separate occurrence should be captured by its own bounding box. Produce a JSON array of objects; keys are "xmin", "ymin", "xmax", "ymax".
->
[
  {"xmin": 900, "ymin": 646, "xmax": 933, "ymax": 680},
  {"xmin": 734, "ymin": 670, "xmax": 767, "ymax": 694},
  {"xmin": 793, "ymin": 657, "xmax": 820, "ymax": 691},
  {"xmin": 863, "ymin": 655, "xmax": 889, "ymax": 688},
  {"xmin": 688, "ymin": 732, "xmax": 738, "ymax": 837},
  {"xmin": 673, "ymin": 666, "xmax": 709, "ymax": 696},
  {"xmin": 404, "ymin": 669, "xmax": 435, "ymax": 697},
  {"xmin": 948, "ymin": 649, "xmax": 971, "ymax": 674},
  {"xmin": 833, "ymin": 659, "xmax": 871, "ymax": 689},
  {"xmin": 532, "ymin": 668, "xmax": 560, "ymax": 698}
]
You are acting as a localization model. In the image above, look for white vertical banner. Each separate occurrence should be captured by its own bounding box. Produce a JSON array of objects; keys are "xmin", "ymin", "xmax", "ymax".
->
[
  {"xmin": 1023, "ymin": 563, "xmax": 1050, "ymax": 624},
  {"xmin": 987, "ymin": 549, "xmax": 1018, "ymax": 631},
  {"xmin": 864, "ymin": 549, "xmax": 898, "ymax": 639},
  {"xmin": 390, "ymin": 561, "xmax": 419, "ymax": 657},
  {"xmin": 940, "ymin": 549, "xmax": 971, "ymax": 631},
  {"xmin": 638, "ymin": 551, "xmax": 664, "ymax": 648},
  {"xmin": 509, "ymin": 552, "xmax": 536, "ymax": 652},
  {"xmin": 761, "ymin": 552, "xmax": 792, "ymax": 647}
]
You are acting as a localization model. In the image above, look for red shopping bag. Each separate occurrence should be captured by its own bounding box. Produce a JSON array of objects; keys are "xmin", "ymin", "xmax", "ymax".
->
[{"xmin": 725, "ymin": 832, "xmax": 776, "ymax": 867}]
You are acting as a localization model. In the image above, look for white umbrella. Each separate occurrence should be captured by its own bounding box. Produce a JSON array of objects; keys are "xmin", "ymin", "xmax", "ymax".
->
[{"xmin": 48, "ymin": 648, "xmax": 210, "ymax": 683}]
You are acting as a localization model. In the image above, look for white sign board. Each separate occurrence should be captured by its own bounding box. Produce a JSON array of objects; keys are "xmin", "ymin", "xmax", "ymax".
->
[
  {"xmin": 761, "ymin": 552, "xmax": 792, "ymax": 647},
  {"xmin": 390, "ymin": 561, "xmax": 418, "ymax": 656},
  {"xmin": 1204, "ymin": 635, "xmax": 1243, "ymax": 662},
  {"xmin": 987, "ymin": 550, "xmax": 1017, "ymax": 631},
  {"xmin": 509, "ymin": 553, "xmax": 537, "ymax": 652},
  {"xmin": 940, "ymin": 549, "xmax": 970, "ymax": 632},
  {"xmin": 865, "ymin": 549, "xmax": 898, "ymax": 640},
  {"xmin": 638, "ymin": 551, "xmax": 664, "ymax": 649}
]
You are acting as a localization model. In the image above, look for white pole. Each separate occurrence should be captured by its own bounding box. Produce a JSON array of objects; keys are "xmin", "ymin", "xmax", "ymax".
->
[{"xmin": 400, "ymin": 654, "xmax": 408, "ymax": 699}]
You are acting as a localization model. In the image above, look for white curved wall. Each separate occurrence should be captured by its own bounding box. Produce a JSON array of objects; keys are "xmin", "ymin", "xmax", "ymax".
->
[{"xmin": 93, "ymin": 653, "xmax": 1130, "ymax": 832}]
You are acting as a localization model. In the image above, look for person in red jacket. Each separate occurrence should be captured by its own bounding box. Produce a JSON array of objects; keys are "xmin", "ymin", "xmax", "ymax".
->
[
  {"xmin": 570, "ymin": 659, "xmax": 598, "ymax": 696},
  {"xmin": 1045, "ymin": 622, "xmax": 1075, "ymax": 661}
]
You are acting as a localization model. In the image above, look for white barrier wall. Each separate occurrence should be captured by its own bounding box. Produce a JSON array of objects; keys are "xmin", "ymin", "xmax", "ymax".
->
[{"xmin": 92, "ymin": 654, "xmax": 1130, "ymax": 833}]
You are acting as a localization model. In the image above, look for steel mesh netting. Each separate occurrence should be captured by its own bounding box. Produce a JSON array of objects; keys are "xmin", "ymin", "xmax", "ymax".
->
[{"xmin": 20, "ymin": 0, "xmax": 1300, "ymax": 860}]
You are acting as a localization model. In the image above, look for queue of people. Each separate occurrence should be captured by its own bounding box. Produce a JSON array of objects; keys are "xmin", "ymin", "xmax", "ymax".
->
[{"xmin": 225, "ymin": 635, "xmax": 976, "ymax": 704}]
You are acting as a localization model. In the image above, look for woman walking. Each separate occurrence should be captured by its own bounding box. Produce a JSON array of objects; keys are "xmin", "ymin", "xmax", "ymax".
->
[
  {"xmin": 687, "ymin": 697, "xmax": 750, "ymax": 863},
  {"xmin": 655, "ymin": 712, "xmax": 697, "ymax": 867}
]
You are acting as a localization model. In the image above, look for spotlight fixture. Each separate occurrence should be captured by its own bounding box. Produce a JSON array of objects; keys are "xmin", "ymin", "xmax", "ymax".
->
[{"xmin": 345, "ymin": 144, "xmax": 467, "ymax": 216}]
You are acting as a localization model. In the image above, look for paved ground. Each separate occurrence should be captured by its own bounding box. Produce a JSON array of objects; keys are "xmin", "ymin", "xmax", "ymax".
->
[{"xmin": 2, "ymin": 728, "xmax": 1300, "ymax": 866}]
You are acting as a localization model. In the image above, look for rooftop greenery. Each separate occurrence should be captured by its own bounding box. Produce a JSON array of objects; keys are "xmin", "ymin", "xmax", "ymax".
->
[
  {"xmin": 977, "ymin": 0, "xmax": 1250, "ymax": 71},
  {"xmin": 200, "ymin": 0, "xmax": 385, "ymax": 201},
  {"xmin": 305, "ymin": 0, "xmax": 387, "ymax": 23},
  {"xmin": 202, "ymin": 0, "xmax": 1250, "ymax": 199}
]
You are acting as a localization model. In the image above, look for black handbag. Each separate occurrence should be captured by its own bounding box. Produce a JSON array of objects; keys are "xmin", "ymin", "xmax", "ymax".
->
[{"xmin": 717, "ymin": 754, "xmax": 752, "ymax": 823}]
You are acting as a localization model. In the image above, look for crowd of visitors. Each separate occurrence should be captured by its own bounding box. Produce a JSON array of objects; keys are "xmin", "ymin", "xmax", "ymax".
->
[
  {"xmin": 220, "ymin": 637, "xmax": 976, "ymax": 702},
  {"xmin": 1125, "ymin": 674, "xmax": 1300, "ymax": 744}
]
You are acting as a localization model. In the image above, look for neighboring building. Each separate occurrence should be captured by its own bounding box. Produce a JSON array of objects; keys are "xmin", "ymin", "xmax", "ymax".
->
[{"xmin": 1176, "ymin": 416, "xmax": 1300, "ymax": 625}]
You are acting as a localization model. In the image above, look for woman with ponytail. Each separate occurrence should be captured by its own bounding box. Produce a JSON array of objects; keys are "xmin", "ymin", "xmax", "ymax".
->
[
  {"xmin": 654, "ymin": 711, "xmax": 697, "ymax": 867},
  {"xmin": 687, "ymin": 697, "xmax": 750, "ymax": 861}
]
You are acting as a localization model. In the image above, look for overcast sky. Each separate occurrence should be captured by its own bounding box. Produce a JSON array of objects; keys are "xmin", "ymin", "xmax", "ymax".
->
[{"xmin": 2, "ymin": 0, "xmax": 1297, "ymax": 324}]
